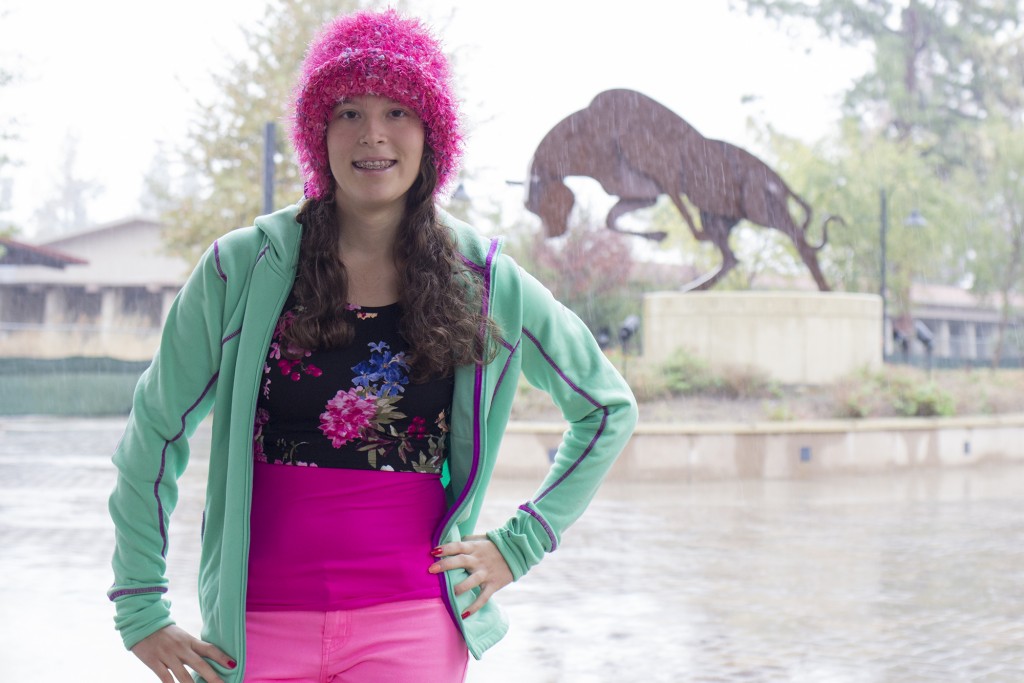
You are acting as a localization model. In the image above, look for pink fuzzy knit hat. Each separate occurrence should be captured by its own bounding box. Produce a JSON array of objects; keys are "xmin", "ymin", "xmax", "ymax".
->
[{"xmin": 290, "ymin": 9, "xmax": 463, "ymax": 200}]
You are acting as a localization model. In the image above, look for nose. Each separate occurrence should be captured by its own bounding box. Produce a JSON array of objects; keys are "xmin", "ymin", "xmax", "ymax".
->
[{"xmin": 359, "ymin": 118, "xmax": 386, "ymax": 145}]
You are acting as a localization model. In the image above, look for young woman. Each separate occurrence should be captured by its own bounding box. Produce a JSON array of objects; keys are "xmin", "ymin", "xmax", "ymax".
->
[{"xmin": 108, "ymin": 9, "xmax": 637, "ymax": 682}]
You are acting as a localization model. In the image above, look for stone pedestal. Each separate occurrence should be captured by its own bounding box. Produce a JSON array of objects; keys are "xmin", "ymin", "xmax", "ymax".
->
[{"xmin": 642, "ymin": 291, "xmax": 882, "ymax": 385}]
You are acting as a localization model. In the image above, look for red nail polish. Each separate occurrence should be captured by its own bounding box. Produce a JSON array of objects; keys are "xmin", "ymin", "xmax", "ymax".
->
[
  {"xmin": 228, "ymin": 660, "xmax": 237, "ymax": 669},
  {"xmin": 461, "ymin": 610, "xmax": 471, "ymax": 619},
  {"xmin": 430, "ymin": 547, "xmax": 444, "ymax": 557}
]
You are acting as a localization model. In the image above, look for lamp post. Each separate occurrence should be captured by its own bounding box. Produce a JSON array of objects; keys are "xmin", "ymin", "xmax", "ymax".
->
[
  {"xmin": 880, "ymin": 188, "xmax": 889, "ymax": 357},
  {"xmin": 880, "ymin": 189, "xmax": 927, "ymax": 359}
]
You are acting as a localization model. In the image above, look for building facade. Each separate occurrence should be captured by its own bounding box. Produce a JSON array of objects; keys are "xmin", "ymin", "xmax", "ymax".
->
[{"xmin": 0, "ymin": 217, "xmax": 190, "ymax": 360}]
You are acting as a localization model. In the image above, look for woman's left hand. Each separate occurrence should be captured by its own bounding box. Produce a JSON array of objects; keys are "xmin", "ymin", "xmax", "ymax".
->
[{"xmin": 428, "ymin": 535, "xmax": 514, "ymax": 618}]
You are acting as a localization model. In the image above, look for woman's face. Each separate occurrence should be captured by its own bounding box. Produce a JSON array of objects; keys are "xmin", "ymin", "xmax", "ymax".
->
[{"xmin": 326, "ymin": 94, "xmax": 425, "ymax": 215}]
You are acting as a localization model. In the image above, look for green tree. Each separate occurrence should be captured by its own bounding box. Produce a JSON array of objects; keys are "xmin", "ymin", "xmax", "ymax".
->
[
  {"xmin": 964, "ymin": 119, "xmax": 1024, "ymax": 364},
  {"xmin": 733, "ymin": 0, "xmax": 1024, "ymax": 168},
  {"xmin": 764, "ymin": 121, "xmax": 970, "ymax": 302},
  {"xmin": 734, "ymin": 0, "xmax": 1024, "ymax": 359},
  {"xmin": 155, "ymin": 0, "xmax": 389, "ymax": 264}
]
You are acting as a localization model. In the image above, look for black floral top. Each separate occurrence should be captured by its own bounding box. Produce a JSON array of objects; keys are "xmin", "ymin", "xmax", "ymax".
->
[{"xmin": 252, "ymin": 301, "xmax": 454, "ymax": 474}]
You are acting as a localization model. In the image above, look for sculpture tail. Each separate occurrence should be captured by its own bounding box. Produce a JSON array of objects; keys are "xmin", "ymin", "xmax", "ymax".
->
[
  {"xmin": 793, "ymin": 190, "xmax": 813, "ymax": 237},
  {"xmin": 813, "ymin": 214, "xmax": 845, "ymax": 251}
]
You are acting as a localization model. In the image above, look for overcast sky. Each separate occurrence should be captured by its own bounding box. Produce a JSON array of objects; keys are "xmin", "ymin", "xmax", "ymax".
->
[{"xmin": 0, "ymin": 0, "xmax": 871, "ymax": 236}]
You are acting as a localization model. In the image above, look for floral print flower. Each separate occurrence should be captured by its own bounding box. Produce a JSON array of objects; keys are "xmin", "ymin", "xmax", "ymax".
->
[
  {"xmin": 265, "ymin": 309, "xmax": 321, "ymax": 383},
  {"xmin": 319, "ymin": 388, "xmax": 378, "ymax": 448},
  {"xmin": 407, "ymin": 415, "xmax": 428, "ymax": 439},
  {"xmin": 274, "ymin": 309, "xmax": 297, "ymax": 337},
  {"xmin": 351, "ymin": 341, "xmax": 409, "ymax": 397},
  {"xmin": 253, "ymin": 408, "xmax": 270, "ymax": 463}
]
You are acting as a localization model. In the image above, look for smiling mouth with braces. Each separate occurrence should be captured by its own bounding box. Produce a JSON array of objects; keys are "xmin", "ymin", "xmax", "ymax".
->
[{"xmin": 353, "ymin": 160, "xmax": 396, "ymax": 170}]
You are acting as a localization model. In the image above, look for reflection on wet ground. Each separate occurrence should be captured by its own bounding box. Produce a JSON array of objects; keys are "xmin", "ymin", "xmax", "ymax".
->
[{"xmin": 1, "ymin": 417, "xmax": 1022, "ymax": 682}]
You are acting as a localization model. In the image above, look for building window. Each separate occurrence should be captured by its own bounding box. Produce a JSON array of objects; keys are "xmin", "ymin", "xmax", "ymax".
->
[
  {"xmin": 65, "ymin": 287, "xmax": 103, "ymax": 325},
  {"xmin": 976, "ymin": 324, "xmax": 994, "ymax": 360},
  {"xmin": 121, "ymin": 288, "xmax": 163, "ymax": 328},
  {"xmin": 948, "ymin": 321, "xmax": 967, "ymax": 359},
  {"xmin": 2, "ymin": 286, "xmax": 46, "ymax": 324}
]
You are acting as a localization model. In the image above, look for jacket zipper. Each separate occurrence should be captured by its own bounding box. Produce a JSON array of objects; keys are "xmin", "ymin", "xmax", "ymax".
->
[
  {"xmin": 234, "ymin": 278, "xmax": 290, "ymax": 680},
  {"xmin": 434, "ymin": 361, "xmax": 485, "ymax": 628},
  {"xmin": 435, "ymin": 242, "xmax": 497, "ymax": 628}
]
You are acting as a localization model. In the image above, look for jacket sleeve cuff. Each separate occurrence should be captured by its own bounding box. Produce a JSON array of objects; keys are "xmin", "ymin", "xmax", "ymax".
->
[
  {"xmin": 486, "ymin": 504, "xmax": 558, "ymax": 582},
  {"xmin": 112, "ymin": 591, "xmax": 176, "ymax": 651}
]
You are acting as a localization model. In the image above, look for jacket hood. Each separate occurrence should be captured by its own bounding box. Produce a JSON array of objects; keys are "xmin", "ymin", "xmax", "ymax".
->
[
  {"xmin": 438, "ymin": 209, "xmax": 503, "ymax": 269},
  {"xmin": 252, "ymin": 203, "xmax": 305, "ymax": 271}
]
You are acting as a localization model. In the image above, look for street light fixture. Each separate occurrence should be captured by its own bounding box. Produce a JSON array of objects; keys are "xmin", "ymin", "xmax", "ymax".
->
[{"xmin": 880, "ymin": 189, "xmax": 927, "ymax": 359}]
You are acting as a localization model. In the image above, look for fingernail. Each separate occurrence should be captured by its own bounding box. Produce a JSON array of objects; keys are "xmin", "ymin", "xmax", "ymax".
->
[
  {"xmin": 430, "ymin": 547, "xmax": 444, "ymax": 557},
  {"xmin": 228, "ymin": 660, "xmax": 237, "ymax": 669},
  {"xmin": 461, "ymin": 610, "xmax": 471, "ymax": 619}
]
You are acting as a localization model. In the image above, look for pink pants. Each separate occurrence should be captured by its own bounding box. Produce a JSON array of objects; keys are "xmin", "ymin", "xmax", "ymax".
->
[{"xmin": 243, "ymin": 599, "xmax": 469, "ymax": 682}]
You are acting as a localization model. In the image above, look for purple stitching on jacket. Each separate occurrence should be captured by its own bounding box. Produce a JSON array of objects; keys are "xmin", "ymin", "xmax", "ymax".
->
[
  {"xmin": 521, "ymin": 327, "xmax": 609, "ymax": 503},
  {"xmin": 522, "ymin": 328, "xmax": 602, "ymax": 408},
  {"xmin": 518, "ymin": 503, "xmax": 558, "ymax": 551},
  {"xmin": 492, "ymin": 338, "xmax": 520, "ymax": 403},
  {"xmin": 222, "ymin": 328, "xmax": 241, "ymax": 345},
  {"xmin": 213, "ymin": 241, "xmax": 228, "ymax": 283},
  {"xmin": 156, "ymin": 372, "xmax": 219, "ymax": 558},
  {"xmin": 255, "ymin": 245, "xmax": 270, "ymax": 263},
  {"xmin": 433, "ymin": 237, "xmax": 499, "ymax": 625},
  {"xmin": 108, "ymin": 585, "xmax": 168, "ymax": 601},
  {"xmin": 459, "ymin": 254, "xmax": 487, "ymax": 276}
]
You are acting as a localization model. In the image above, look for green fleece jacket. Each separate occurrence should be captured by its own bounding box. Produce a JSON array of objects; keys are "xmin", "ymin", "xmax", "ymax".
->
[{"xmin": 107, "ymin": 204, "xmax": 637, "ymax": 678}]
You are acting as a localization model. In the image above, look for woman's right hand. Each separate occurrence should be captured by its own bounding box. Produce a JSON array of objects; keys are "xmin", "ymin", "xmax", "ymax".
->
[{"xmin": 130, "ymin": 624, "xmax": 236, "ymax": 683}]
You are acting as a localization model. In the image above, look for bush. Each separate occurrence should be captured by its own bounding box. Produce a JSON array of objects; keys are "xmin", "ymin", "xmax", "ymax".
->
[
  {"xmin": 660, "ymin": 348, "xmax": 722, "ymax": 395},
  {"xmin": 832, "ymin": 368, "xmax": 956, "ymax": 418},
  {"xmin": 652, "ymin": 348, "xmax": 779, "ymax": 400},
  {"xmin": 891, "ymin": 381, "xmax": 956, "ymax": 417}
]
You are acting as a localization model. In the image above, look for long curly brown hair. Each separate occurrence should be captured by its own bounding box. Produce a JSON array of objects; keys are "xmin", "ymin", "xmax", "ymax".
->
[{"xmin": 282, "ymin": 148, "xmax": 498, "ymax": 381}]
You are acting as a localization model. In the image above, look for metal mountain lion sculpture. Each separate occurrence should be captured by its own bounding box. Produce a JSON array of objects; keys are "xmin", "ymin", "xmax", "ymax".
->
[{"xmin": 525, "ymin": 89, "xmax": 839, "ymax": 291}]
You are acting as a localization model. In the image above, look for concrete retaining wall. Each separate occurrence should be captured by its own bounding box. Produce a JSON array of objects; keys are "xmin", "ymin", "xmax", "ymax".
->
[
  {"xmin": 642, "ymin": 291, "xmax": 882, "ymax": 384},
  {"xmin": 495, "ymin": 414, "xmax": 1024, "ymax": 481}
]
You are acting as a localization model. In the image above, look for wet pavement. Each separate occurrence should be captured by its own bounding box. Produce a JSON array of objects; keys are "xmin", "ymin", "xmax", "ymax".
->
[{"xmin": 1, "ymin": 416, "xmax": 1022, "ymax": 682}]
